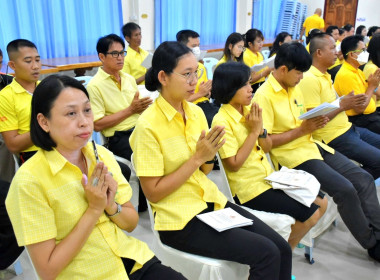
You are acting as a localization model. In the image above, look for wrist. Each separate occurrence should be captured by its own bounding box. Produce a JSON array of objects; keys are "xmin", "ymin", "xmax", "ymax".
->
[
  {"xmin": 192, "ymin": 154, "xmax": 206, "ymax": 167},
  {"xmin": 105, "ymin": 202, "xmax": 118, "ymax": 216}
]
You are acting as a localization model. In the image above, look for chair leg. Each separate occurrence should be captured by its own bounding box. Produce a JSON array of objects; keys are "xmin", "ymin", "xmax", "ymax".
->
[{"xmin": 304, "ymin": 239, "xmax": 315, "ymax": 264}]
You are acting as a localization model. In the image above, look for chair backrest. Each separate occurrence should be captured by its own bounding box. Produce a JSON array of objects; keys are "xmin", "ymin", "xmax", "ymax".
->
[
  {"xmin": 215, "ymin": 153, "xmax": 234, "ymax": 202},
  {"xmin": 91, "ymin": 131, "xmax": 105, "ymax": 146},
  {"xmin": 74, "ymin": 76, "xmax": 93, "ymax": 87},
  {"xmin": 203, "ymin": 57, "xmax": 219, "ymax": 80}
]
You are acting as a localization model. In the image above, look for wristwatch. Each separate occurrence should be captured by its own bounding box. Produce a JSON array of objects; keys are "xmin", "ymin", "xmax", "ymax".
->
[
  {"xmin": 106, "ymin": 202, "xmax": 122, "ymax": 217},
  {"xmin": 259, "ymin": 128, "xmax": 267, "ymax": 138}
]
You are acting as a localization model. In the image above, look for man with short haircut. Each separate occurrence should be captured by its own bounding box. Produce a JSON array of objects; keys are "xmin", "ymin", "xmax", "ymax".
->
[
  {"xmin": 299, "ymin": 33, "xmax": 380, "ymax": 180},
  {"xmin": 121, "ymin": 22, "xmax": 149, "ymax": 85},
  {"xmin": 176, "ymin": 29, "xmax": 219, "ymax": 127},
  {"xmin": 254, "ymin": 42, "xmax": 380, "ymax": 262},
  {"xmin": 0, "ymin": 39, "xmax": 41, "ymax": 163},
  {"xmin": 301, "ymin": 8, "xmax": 325, "ymax": 38},
  {"xmin": 325, "ymin": 26, "xmax": 343, "ymax": 79},
  {"xmin": 87, "ymin": 34, "xmax": 152, "ymax": 162},
  {"xmin": 334, "ymin": 35, "xmax": 380, "ymax": 133}
]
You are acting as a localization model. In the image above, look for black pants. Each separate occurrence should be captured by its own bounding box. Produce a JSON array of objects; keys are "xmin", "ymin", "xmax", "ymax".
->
[
  {"xmin": 159, "ymin": 202, "xmax": 292, "ymax": 280},
  {"xmin": 19, "ymin": 150, "xmax": 37, "ymax": 164},
  {"xmin": 296, "ymin": 145, "xmax": 380, "ymax": 249},
  {"xmin": 196, "ymin": 101, "xmax": 220, "ymax": 128},
  {"xmin": 348, "ymin": 111, "xmax": 380, "ymax": 135}
]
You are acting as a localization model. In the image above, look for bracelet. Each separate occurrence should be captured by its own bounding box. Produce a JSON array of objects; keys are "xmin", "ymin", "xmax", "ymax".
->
[{"xmin": 105, "ymin": 202, "xmax": 122, "ymax": 217}]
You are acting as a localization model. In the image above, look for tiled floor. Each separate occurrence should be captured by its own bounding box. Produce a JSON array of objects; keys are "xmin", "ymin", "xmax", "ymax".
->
[{"xmin": 3, "ymin": 172, "xmax": 380, "ymax": 279}]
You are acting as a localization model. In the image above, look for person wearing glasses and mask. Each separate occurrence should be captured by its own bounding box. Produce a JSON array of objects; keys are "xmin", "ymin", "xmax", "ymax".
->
[
  {"xmin": 334, "ymin": 35, "xmax": 380, "ymax": 134},
  {"xmin": 176, "ymin": 30, "xmax": 219, "ymax": 127}
]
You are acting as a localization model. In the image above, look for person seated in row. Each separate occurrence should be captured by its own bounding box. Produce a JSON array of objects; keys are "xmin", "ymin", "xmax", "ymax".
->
[
  {"xmin": 122, "ymin": 22, "xmax": 149, "ymax": 85},
  {"xmin": 367, "ymin": 26, "xmax": 380, "ymax": 40},
  {"xmin": 326, "ymin": 25, "xmax": 343, "ymax": 79},
  {"xmin": 176, "ymin": 29, "xmax": 218, "ymax": 127},
  {"xmin": 338, "ymin": 28, "xmax": 347, "ymax": 43},
  {"xmin": 253, "ymin": 41, "xmax": 380, "ymax": 263},
  {"xmin": 299, "ymin": 33, "xmax": 380, "ymax": 180},
  {"xmin": 269, "ymin": 32, "xmax": 292, "ymax": 58},
  {"xmin": 364, "ymin": 34, "xmax": 380, "ymax": 112},
  {"xmin": 243, "ymin": 29, "xmax": 272, "ymax": 92},
  {"xmin": 305, "ymin": 29, "xmax": 322, "ymax": 52},
  {"xmin": 334, "ymin": 35, "xmax": 380, "ymax": 134},
  {"xmin": 356, "ymin": 25, "xmax": 367, "ymax": 37},
  {"xmin": 0, "ymin": 39, "xmax": 41, "ymax": 163},
  {"xmin": 216, "ymin": 32, "xmax": 245, "ymax": 67},
  {"xmin": 130, "ymin": 41, "xmax": 292, "ymax": 280},
  {"xmin": 211, "ymin": 62, "xmax": 327, "ymax": 250},
  {"xmin": 6, "ymin": 75, "xmax": 185, "ymax": 280}
]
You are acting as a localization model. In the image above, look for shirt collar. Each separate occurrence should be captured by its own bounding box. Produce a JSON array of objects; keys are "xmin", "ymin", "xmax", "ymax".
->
[
  {"xmin": 97, "ymin": 67, "xmax": 125, "ymax": 81},
  {"xmin": 342, "ymin": 61, "xmax": 358, "ymax": 73},
  {"xmin": 10, "ymin": 79, "xmax": 40, "ymax": 94},
  {"xmin": 309, "ymin": 65, "xmax": 331, "ymax": 79},
  {"xmin": 156, "ymin": 95, "xmax": 196, "ymax": 122},
  {"xmin": 221, "ymin": 104, "xmax": 248, "ymax": 124},
  {"xmin": 267, "ymin": 73, "xmax": 286, "ymax": 93},
  {"xmin": 127, "ymin": 46, "xmax": 142, "ymax": 56}
]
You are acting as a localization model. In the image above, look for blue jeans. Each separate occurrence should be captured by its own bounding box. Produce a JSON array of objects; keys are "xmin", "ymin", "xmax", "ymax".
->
[{"xmin": 328, "ymin": 125, "xmax": 380, "ymax": 179}]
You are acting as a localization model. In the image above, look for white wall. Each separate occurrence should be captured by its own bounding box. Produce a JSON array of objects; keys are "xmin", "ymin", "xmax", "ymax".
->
[
  {"xmin": 355, "ymin": 0, "xmax": 379, "ymax": 29},
  {"xmin": 297, "ymin": 0, "xmax": 325, "ymax": 17},
  {"xmin": 235, "ymin": 0, "xmax": 253, "ymax": 34}
]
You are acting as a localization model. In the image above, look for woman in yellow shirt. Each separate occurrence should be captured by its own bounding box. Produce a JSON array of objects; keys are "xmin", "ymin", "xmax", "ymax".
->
[
  {"xmin": 131, "ymin": 41, "xmax": 292, "ymax": 280},
  {"xmin": 216, "ymin": 32, "xmax": 245, "ymax": 67},
  {"xmin": 211, "ymin": 62, "xmax": 327, "ymax": 250},
  {"xmin": 6, "ymin": 75, "xmax": 185, "ymax": 280},
  {"xmin": 364, "ymin": 33, "xmax": 380, "ymax": 111},
  {"xmin": 243, "ymin": 29, "xmax": 273, "ymax": 92},
  {"xmin": 269, "ymin": 32, "xmax": 292, "ymax": 58}
]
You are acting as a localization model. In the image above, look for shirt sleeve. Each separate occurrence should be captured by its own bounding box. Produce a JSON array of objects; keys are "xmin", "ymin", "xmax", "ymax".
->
[
  {"xmin": 299, "ymin": 76, "xmax": 322, "ymax": 109},
  {"xmin": 122, "ymin": 57, "xmax": 131, "ymax": 75},
  {"xmin": 87, "ymin": 84, "xmax": 106, "ymax": 122},
  {"xmin": 0, "ymin": 92, "xmax": 18, "ymax": 132},
  {"xmin": 213, "ymin": 115, "xmax": 239, "ymax": 159},
  {"xmin": 254, "ymin": 92, "xmax": 274, "ymax": 134}
]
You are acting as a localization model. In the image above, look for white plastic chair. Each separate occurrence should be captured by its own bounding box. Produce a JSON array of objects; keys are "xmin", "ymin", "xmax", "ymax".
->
[
  {"xmin": 74, "ymin": 76, "xmax": 93, "ymax": 87},
  {"xmin": 203, "ymin": 57, "xmax": 219, "ymax": 80},
  {"xmin": 261, "ymin": 50, "xmax": 270, "ymax": 61}
]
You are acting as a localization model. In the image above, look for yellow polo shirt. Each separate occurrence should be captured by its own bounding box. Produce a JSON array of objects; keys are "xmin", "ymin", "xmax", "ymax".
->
[
  {"xmin": 0, "ymin": 79, "xmax": 39, "ymax": 152},
  {"xmin": 212, "ymin": 104, "xmax": 272, "ymax": 203},
  {"xmin": 216, "ymin": 55, "xmax": 231, "ymax": 67},
  {"xmin": 193, "ymin": 62, "xmax": 209, "ymax": 104},
  {"xmin": 299, "ymin": 66, "xmax": 351, "ymax": 143},
  {"xmin": 363, "ymin": 60, "xmax": 380, "ymax": 107},
  {"xmin": 130, "ymin": 95, "xmax": 227, "ymax": 231},
  {"xmin": 253, "ymin": 74, "xmax": 334, "ymax": 169},
  {"xmin": 334, "ymin": 61, "xmax": 376, "ymax": 116},
  {"xmin": 303, "ymin": 14, "xmax": 325, "ymax": 36},
  {"xmin": 6, "ymin": 142, "xmax": 154, "ymax": 279},
  {"xmin": 243, "ymin": 48, "xmax": 265, "ymax": 84},
  {"xmin": 87, "ymin": 67, "xmax": 139, "ymax": 137},
  {"xmin": 122, "ymin": 46, "xmax": 149, "ymax": 85}
]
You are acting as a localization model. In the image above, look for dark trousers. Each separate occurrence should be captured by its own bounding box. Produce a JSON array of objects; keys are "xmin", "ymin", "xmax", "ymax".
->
[
  {"xmin": 296, "ymin": 146, "xmax": 380, "ymax": 249},
  {"xmin": 329, "ymin": 125, "xmax": 380, "ymax": 179},
  {"xmin": 348, "ymin": 111, "xmax": 380, "ymax": 134},
  {"xmin": 159, "ymin": 202, "xmax": 292, "ymax": 280},
  {"xmin": 196, "ymin": 101, "xmax": 220, "ymax": 128}
]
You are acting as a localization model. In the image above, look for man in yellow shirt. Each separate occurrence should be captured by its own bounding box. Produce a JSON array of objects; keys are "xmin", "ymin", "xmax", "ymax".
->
[
  {"xmin": 176, "ymin": 29, "xmax": 219, "ymax": 127},
  {"xmin": 254, "ymin": 42, "xmax": 380, "ymax": 262},
  {"xmin": 301, "ymin": 8, "xmax": 325, "ymax": 39},
  {"xmin": 0, "ymin": 39, "xmax": 41, "ymax": 163},
  {"xmin": 299, "ymin": 33, "xmax": 380, "ymax": 180},
  {"xmin": 121, "ymin": 22, "xmax": 149, "ymax": 85},
  {"xmin": 334, "ymin": 35, "xmax": 380, "ymax": 134}
]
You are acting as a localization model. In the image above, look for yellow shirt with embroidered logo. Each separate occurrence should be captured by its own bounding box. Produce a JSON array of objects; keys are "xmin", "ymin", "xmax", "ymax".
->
[
  {"xmin": 212, "ymin": 104, "xmax": 272, "ymax": 203},
  {"xmin": 243, "ymin": 48, "xmax": 266, "ymax": 83},
  {"xmin": 122, "ymin": 46, "xmax": 149, "ymax": 85},
  {"xmin": 363, "ymin": 60, "xmax": 380, "ymax": 107},
  {"xmin": 303, "ymin": 14, "xmax": 325, "ymax": 36},
  {"xmin": 193, "ymin": 62, "xmax": 209, "ymax": 104},
  {"xmin": 6, "ymin": 142, "xmax": 154, "ymax": 279},
  {"xmin": 253, "ymin": 74, "xmax": 334, "ymax": 169},
  {"xmin": 130, "ymin": 95, "xmax": 227, "ymax": 231},
  {"xmin": 334, "ymin": 61, "xmax": 376, "ymax": 116},
  {"xmin": 299, "ymin": 66, "xmax": 351, "ymax": 143},
  {"xmin": 0, "ymin": 79, "xmax": 40, "ymax": 152},
  {"xmin": 87, "ymin": 67, "xmax": 139, "ymax": 137}
]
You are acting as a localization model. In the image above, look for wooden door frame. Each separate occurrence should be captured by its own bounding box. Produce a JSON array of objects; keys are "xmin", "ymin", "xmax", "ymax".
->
[{"xmin": 323, "ymin": 0, "xmax": 359, "ymax": 26}]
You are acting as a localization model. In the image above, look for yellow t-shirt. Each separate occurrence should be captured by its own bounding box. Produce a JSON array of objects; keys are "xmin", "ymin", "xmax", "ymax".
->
[
  {"xmin": 212, "ymin": 104, "xmax": 272, "ymax": 203},
  {"xmin": 303, "ymin": 14, "xmax": 325, "ymax": 36},
  {"xmin": 253, "ymin": 74, "xmax": 334, "ymax": 169},
  {"xmin": 0, "ymin": 79, "xmax": 40, "ymax": 152},
  {"xmin": 130, "ymin": 95, "xmax": 227, "ymax": 231},
  {"xmin": 6, "ymin": 142, "xmax": 154, "ymax": 279},
  {"xmin": 334, "ymin": 61, "xmax": 376, "ymax": 116},
  {"xmin": 299, "ymin": 66, "xmax": 351, "ymax": 143},
  {"xmin": 363, "ymin": 60, "xmax": 380, "ymax": 107},
  {"xmin": 243, "ymin": 48, "xmax": 266, "ymax": 83},
  {"xmin": 193, "ymin": 62, "xmax": 209, "ymax": 104},
  {"xmin": 87, "ymin": 67, "xmax": 139, "ymax": 137},
  {"xmin": 122, "ymin": 46, "xmax": 149, "ymax": 85}
]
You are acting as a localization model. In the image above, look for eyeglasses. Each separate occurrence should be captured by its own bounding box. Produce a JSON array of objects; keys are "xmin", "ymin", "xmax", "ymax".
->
[
  {"xmin": 237, "ymin": 46, "xmax": 246, "ymax": 52},
  {"xmin": 106, "ymin": 51, "xmax": 127, "ymax": 58},
  {"xmin": 346, "ymin": 48, "xmax": 366, "ymax": 56},
  {"xmin": 172, "ymin": 68, "xmax": 204, "ymax": 84}
]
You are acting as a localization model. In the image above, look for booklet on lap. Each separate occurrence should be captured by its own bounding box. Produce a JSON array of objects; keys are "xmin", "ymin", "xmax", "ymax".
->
[
  {"xmin": 298, "ymin": 98, "xmax": 341, "ymax": 120},
  {"xmin": 251, "ymin": 55, "xmax": 275, "ymax": 72},
  {"xmin": 196, "ymin": 207, "xmax": 253, "ymax": 232}
]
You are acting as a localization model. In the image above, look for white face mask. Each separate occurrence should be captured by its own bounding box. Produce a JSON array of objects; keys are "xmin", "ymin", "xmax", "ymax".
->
[
  {"xmin": 192, "ymin": 46, "xmax": 201, "ymax": 60},
  {"xmin": 356, "ymin": 51, "xmax": 369, "ymax": 65}
]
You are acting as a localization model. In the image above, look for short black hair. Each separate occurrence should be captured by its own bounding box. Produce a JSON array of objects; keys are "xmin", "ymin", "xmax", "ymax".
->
[
  {"xmin": 368, "ymin": 34, "xmax": 380, "ymax": 68},
  {"xmin": 368, "ymin": 26, "xmax": 380, "ymax": 37},
  {"xmin": 121, "ymin": 22, "xmax": 141, "ymax": 38},
  {"xmin": 275, "ymin": 42, "xmax": 311, "ymax": 72},
  {"xmin": 309, "ymin": 33, "xmax": 330, "ymax": 56},
  {"xmin": 223, "ymin": 32, "xmax": 245, "ymax": 62},
  {"xmin": 326, "ymin": 25, "xmax": 339, "ymax": 36},
  {"xmin": 31, "ymin": 75, "xmax": 89, "ymax": 151},
  {"xmin": 96, "ymin": 34, "xmax": 125, "ymax": 55},
  {"xmin": 339, "ymin": 28, "xmax": 346, "ymax": 36},
  {"xmin": 7, "ymin": 39, "xmax": 37, "ymax": 60},
  {"xmin": 355, "ymin": 25, "xmax": 366, "ymax": 35},
  {"xmin": 306, "ymin": 29, "xmax": 322, "ymax": 44},
  {"xmin": 244, "ymin": 28, "xmax": 264, "ymax": 47},
  {"xmin": 341, "ymin": 35, "xmax": 364, "ymax": 60},
  {"xmin": 269, "ymin": 32, "xmax": 291, "ymax": 57},
  {"xmin": 145, "ymin": 41, "xmax": 192, "ymax": 92},
  {"xmin": 343, "ymin": 24, "xmax": 354, "ymax": 32},
  {"xmin": 211, "ymin": 62, "xmax": 251, "ymax": 104},
  {"xmin": 176, "ymin": 30, "xmax": 200, "ymax": 45}
]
